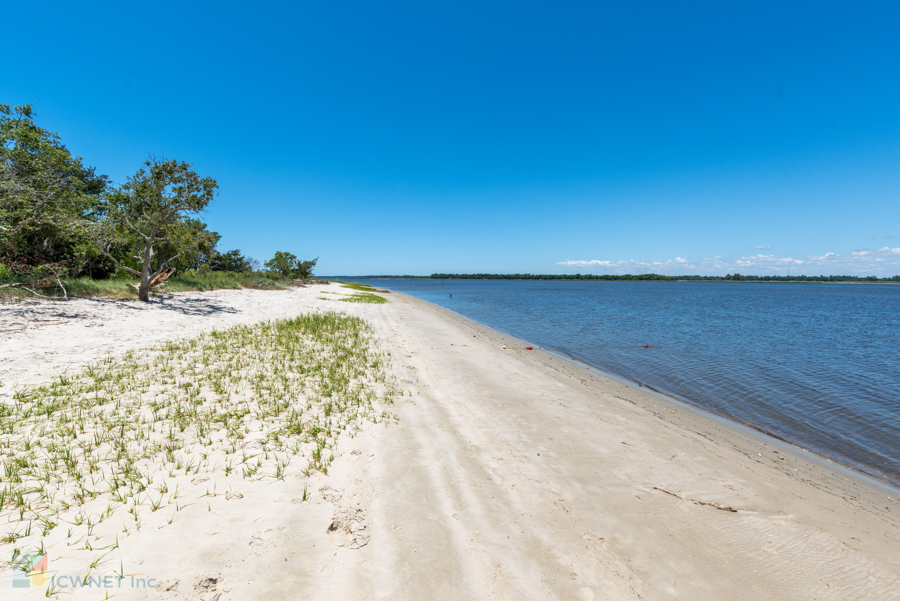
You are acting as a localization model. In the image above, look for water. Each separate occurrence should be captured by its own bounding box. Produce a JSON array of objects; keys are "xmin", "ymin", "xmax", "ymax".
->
[{"xmin": 344, "ymin": 279, "xmax": 900, "ymax": 487}]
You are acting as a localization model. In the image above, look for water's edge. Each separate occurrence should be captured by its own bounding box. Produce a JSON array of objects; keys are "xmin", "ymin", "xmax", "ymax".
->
[{"xmin": 392, "ymin": 288, "xmax": 900, "ymax": 493}]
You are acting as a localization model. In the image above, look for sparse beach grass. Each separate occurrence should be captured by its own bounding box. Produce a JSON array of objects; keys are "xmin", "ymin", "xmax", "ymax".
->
[
  {"xmin": 321, "ymin": 292, "xmax": 389, "ymax": 304},
  {"xmin": 340, "ymin": 292, "xmax": 389, "ymax": 304},
  {"xmin": 0, "ymin": 311, "xmax": 398, "ymax": 574},
  {"xmin": 339, "ymin": 282, "xmax": 391, "ymax": 294},
  {"xmin": 318, "ymin": 285, "xmax": 389, "ymax": 304}
]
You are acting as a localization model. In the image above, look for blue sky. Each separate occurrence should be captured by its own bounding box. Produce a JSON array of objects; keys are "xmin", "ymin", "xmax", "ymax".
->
[{"xmin": 3, "ymin": 0, "xmax": 899, "ymax": 276}]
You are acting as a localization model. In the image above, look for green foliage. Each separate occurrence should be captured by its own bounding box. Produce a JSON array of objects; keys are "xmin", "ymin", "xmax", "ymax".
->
[
  {"xmin": 339, "ymin": 281, "xmax": 390, "ymax": 293},
  {"xmin": 0, "ymin": 271, "xmax": 294, "ymax": 300},
  {"xmin": 210, "ymin": 249, "xmax": 252, "ymax": 273},
  {"xmin": 0, "ymin": 106, "xmax": 226, "ymax": 283},
  {"xmin": 295, "ymin": 257, "xmax": 318, "ymax": 280},
  {"xmin": 164, "ymin": 271, "xmax": 288, "ymax": 293},
  {"xmin": 155, "ymin": 218, "xmax": 221, "ymax": 274},
  {"xmin": 98, "ymin": 158, "xmax": 218, "ymax": 300},
  {"xmin": 0, "ymin": 105, "xmax": 318, "ymax": 297},
  {"xmin": 264, "ymin": 251, "xmax": 318, "ymax": 280},
  {"xmin": 264, "ymin": 251, "xmax": 298, "ymax": 278},
  {"xmin": 336, "ymin": 292, "xmax": 388, "ymax": 304},
  {"xmin": 0, "ymin": 103, "xmax": 108, "ymax": 274}
]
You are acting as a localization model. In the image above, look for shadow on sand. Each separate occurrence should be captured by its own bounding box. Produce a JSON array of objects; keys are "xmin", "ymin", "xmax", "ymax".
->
[
  {"xmin": 2, "ymin": 296, "xmax": 240, "ymax": 319},
  {"xmin": 100, "ymin": 296, "xmax": 241, "ymax": 317}
]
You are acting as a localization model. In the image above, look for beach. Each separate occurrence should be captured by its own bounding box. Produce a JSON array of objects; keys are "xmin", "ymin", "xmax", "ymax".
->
[{"xmin": 1, "ymin": 285, "xmax": 898, "ymax": 600}]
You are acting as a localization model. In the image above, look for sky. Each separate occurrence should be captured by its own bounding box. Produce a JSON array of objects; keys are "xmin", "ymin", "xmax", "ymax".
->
[{"xmin": 2, "ymin": 0, "xmax": 899, "ymax": 276}]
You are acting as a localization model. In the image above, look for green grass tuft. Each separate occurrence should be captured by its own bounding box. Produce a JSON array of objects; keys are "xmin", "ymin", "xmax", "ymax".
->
[
  {"xmin": 324, "ymin": 292, "xmax": 389, "ymax": 304},
  {"xmin": 339, "ymin": 282, "xmax": 390, "ymax": 293}
]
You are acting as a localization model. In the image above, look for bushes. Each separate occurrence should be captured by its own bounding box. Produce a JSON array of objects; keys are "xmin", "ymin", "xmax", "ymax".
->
[
  {"xmin": 0, "ymin": 271, "xmax": 297, "ymax": 300},
  {"xmin": 164, "ymin": 271, "xmax": 291, "ymax": 293},
  {"xmin": 263, "ymin": 252, "xmax": 318, "ymax": 280}
]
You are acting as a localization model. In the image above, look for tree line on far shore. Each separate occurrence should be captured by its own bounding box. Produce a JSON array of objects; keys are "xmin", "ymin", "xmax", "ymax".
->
[
  {"xmin": 429, "ymin": 273, "xmax": 900, "ymax": 282},
  {"xmin": 0, "ymin": 104, "xmax": 317, "ymax": 301}
]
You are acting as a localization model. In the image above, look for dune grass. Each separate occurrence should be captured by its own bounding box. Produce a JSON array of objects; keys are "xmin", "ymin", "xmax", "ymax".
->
[
  {"xmin": 337, "ymin": 293, "xmax": 389, "ymax": 304},
  {"xmin": 319, "ymin": 291, "xmax": 389, "ymax": 304},
  {"xmin": 339, "ymin": 282, "xmax": 390, "ymax": 293},
  {"xmin": 0, "ymin": 312, "xmax": 398, "ymax": 568}
]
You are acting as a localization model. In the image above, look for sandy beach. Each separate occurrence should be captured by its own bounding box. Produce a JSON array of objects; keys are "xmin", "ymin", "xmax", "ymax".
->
[{"xmin": 1, "ymin": 284, "xmax": 898, "ymax": 600}]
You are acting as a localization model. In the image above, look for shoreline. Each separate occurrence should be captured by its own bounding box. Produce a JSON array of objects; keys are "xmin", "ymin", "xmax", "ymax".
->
[
  {"xmin": 367, "ymin": 283, "xmax": 900, "ymax": 491},
  {"xmin": 372, "ymin": 293, "xmax": 900, "ymax": 599},
  {"xmin": 2, "ymin": 286, "xmax": 898, "ymax": 599},
  {"xmin": 553, "ymin": 347, "xmax": 899, "ymax": 493},
  {"xmin": 396, "ymin": 292, "xmax": 900, "ymax": 497}
]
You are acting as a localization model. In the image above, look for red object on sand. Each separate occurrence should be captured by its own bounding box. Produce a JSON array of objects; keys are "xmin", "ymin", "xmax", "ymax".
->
[{"xmin": 525, "ymin": 346, "xmax": 533, "ymax": 350}]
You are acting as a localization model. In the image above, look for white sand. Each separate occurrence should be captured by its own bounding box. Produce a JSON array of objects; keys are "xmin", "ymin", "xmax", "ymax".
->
[{"xmin": 1, "ymin": 286, "xmax": 898, "ymax": 600}]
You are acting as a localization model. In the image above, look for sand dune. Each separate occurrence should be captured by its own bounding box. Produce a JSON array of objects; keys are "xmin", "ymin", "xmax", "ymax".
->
[{"xmin": 1, "ymin": 286, "xmax": 898, "ymax": 600}]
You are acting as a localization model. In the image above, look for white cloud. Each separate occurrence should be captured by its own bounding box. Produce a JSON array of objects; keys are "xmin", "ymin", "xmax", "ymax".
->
[
  {"xmin": 556, "ymin": 258, "xmax": 694, "ymax": 272},
  {"xmin": 556, "ymin": 248, "xmax": 900, "ymax": 275},
  {"xmin": 872, "ymin": 236, "xmax": 895, "ymax": 240},
  {"xmin": 556, "ymin": 260, "xmax": 618, "ymax": 268},
  {"xmin": 750, "ymin": 245, "xmax": 775, "ymax": 249}
]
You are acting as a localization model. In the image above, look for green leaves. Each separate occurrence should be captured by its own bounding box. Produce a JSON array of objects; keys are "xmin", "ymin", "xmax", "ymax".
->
[
  {"xmin": 264, "ymin": 251, "xmax": 318, "ymax": 279},
  {"xmin": 210, "ymin": 249, "xmax": 252, "ymax": 273},
  {"xmin": 264, "ymin": 250, "xmax": 298, "ymax": 277},
  {"xmin": 0, "ymin": 104, "xmax": 108, "ymax": 272},
  {"xmin": 117, "ymin": 158, "xmax": 217, "ymax": 220},
  {"xmin": 98, "ymin": 158, "xmax": 219, "ymax": 300},
  {"xmin": 2, "ymin": 105, "xmax": 323, "ymax": 293}
]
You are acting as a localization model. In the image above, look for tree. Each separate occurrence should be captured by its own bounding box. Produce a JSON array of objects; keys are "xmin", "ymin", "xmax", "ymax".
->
[
  {"xmin": 155, "ymin": 217, "xmax": 220, "ymax": 273},
  {"xmin": 1, "ymin": 104, "xmax": 108, "ymax": 275},
  {"xmin": 264, "ymin": 252, "xmax": 318, "ymax": 280},
  {"xmin": 264, "ymin": 251, "xmax": 297, "ymax": 278},
  {"xmin": 98, "ymin": 158, "xmax": 218, "ymax": 301},
  {"xmin": 211, "ymin": 249, "xmax": 252, "ymax": 273},
  {"xmin": 296, "ymin": 257, "xmax": 318, "ymax": 280}
]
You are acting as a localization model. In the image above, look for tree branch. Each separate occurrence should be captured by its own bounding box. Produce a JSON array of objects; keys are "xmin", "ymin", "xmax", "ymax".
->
[
  {"xmin": 122, "ymin": 215, "xmax": 150, "ymax": 241},
  {"xmin": 42, "ymin": 263, "xmax": 68, "ymax": 300},
  {"xmin": 100, "ymin": 246, "xmax": 141, "ymax": 276},
  {"xmin": 152, "ymin": 249, "xmax": 189, "ymax": 278}
]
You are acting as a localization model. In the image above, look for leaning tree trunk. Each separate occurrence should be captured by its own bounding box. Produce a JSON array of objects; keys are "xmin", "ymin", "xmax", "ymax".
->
[{"xmin": 127, "ymin": 267, "xmax": 174, "ymax": 296}]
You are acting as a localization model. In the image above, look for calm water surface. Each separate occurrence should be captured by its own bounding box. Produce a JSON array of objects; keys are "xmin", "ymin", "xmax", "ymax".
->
[{"xmin": 346, "ymin": 279, "xmax": 900, "ymax": 487}]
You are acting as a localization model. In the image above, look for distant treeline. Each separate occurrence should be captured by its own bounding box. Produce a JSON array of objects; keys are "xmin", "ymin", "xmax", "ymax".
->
[
  {"xmin": 347, "ymin": 275, "xmax": 431, "ymax": 279},
  {"xmin": 428, "ymin": 273, "xmax": 900, "ymax": 282}
]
